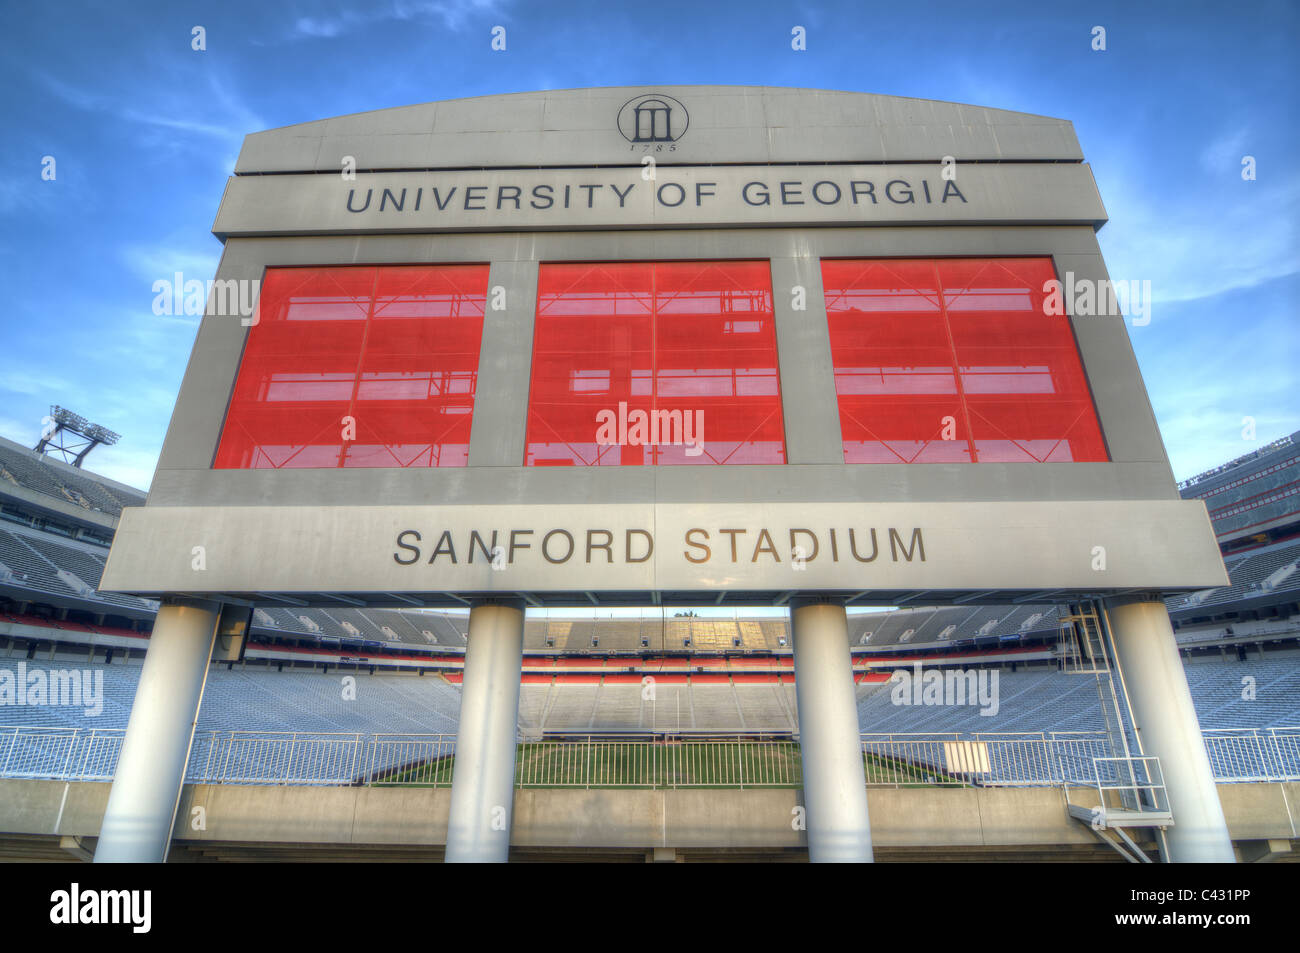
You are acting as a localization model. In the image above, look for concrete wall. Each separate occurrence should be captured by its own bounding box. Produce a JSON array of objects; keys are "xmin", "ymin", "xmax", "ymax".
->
[
  {"xmin": 232, "ymin": 86, "xmax": 1087, "ymax": 173},
  {"xmin": 3, "ymin": 778, "xmax": 1294, "ymax": 854}
]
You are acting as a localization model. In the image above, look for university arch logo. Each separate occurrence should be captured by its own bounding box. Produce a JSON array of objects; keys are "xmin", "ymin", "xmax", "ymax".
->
[{"xmin": 617, "ymin": 93, "xmax": 689, "ymax": 144}]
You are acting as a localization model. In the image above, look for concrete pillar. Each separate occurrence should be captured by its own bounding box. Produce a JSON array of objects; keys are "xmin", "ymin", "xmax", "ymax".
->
[
  {"xmin": 445, "ymin": 599, "xmax": 525, "ymax": 862},
  {"xmin": 790, "ymin": 599, "xmax": 872, "ymax": 862},
  {"xmin": 94, "ymin": 599, "xmax": 221, "ymax": 863},
  {"xmin": 1104, "ymin": 594, "xmax": 1234, "ymax": 862}
]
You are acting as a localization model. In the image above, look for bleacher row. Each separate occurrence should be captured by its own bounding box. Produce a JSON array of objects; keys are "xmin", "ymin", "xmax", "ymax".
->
[
  {"xmin": 2, "ymin": 656, "xmax": 1297, "ymax": 737},
  {"xmin": 0, "ymin": 439, "xmax": 141, "ymax": 518},
  {"xmin": 249, "ymin": 611, "xmax": 793, "ymax": 652},
  {"xmin": 1178, "ymin": 432, "xmax": 1300, "ymax": 541},
  {"xmin": 0, "ymin": 658, "xmax": 462, "ymax": 735},
  {"xmin": 248, "ymin": 607, "xmax": 1112, "ymax": 654},
  {"xmin": 0, "ymin": 527, "xmax": 155, "ymax": 612},
  {"xmin": 524, "ymin": 617, "xmax": 791, "ymax": 652},
  {"xmin": 1167, "ymin": 537, "xmax": 1300, "ymax": 613},
  {"xmin": 250, "ymin": 605, "xmax": 468, "ymax": 647},
  {"xmin": 856, "ymin": 658, "xmax": 1300, "ymax": 734},
  {"xmin": 849, "ymin": 604, "xmax": 1061, "ymax": 647},
  {"xmin": 518, "ymin": 679, "xmax": 800, "ymax": 734}
]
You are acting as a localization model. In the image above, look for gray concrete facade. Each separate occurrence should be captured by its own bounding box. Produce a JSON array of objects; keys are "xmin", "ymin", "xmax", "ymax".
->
[
  {"xmin": 102, "ymin": 86, "xmax": 1222, "ymax": 608},
  {"xmin": 231, "ymin": 86, "xmax": 1087, "ymax": 173}
]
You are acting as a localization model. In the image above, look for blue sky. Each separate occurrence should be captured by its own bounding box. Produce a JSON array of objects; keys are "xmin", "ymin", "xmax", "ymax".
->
[{"xmin": 1, "ymin": 0, "xmax": 1296, "ymax": 489}]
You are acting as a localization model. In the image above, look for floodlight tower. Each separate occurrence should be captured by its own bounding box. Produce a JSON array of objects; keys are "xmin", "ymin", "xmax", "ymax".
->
[{"xmin": 33, "ymin": 405, "xmax": 121, "ymax": 468}]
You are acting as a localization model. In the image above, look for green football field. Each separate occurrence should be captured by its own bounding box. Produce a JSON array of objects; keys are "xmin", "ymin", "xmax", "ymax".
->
[{"xmin": 371, "ymin": 739, "xmax": 965, "ymax": 789}]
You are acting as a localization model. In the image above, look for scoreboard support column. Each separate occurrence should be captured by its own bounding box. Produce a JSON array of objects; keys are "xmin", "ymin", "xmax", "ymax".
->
[
  {"xmin": 94, "ymin": 598, "xmax": 222, "ymax": 863},
  {"xmin": 791, "ymin": 599, "xmax": 873, "ymax": 862},
  {"xmin": 1105, "ymin": 594, "xmax": 1235, "ymax": 862},
  {"xmin": 445, "ymin": 599, "xmax": 526, "ymax": 862}
]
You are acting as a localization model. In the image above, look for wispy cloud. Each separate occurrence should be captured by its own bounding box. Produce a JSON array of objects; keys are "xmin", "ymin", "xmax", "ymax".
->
[
  {"xmin": 0, "ymin": 175, "xmax": 61, "ymax": 216},
  {"xmin": 32, "ymin": 67, "xmax": 266, "ymax": 168},
  {"xmin": 1199, "ymin": 127, "xmax": 1251, "ymax": 176},
  {"xmin": 1, "ymin": 368, "xmax": 76, "ymax": 400},
  {"xmin": 1096, "ymin": 176, "xmax": 1300, "ymax": 311},
  {"xmin": 288, "ymin": 0, "xmax": 510, "ymax": 41},
  {"xmin": 36, "ymin": 72, "xmax": 240, "ymax": 143}
]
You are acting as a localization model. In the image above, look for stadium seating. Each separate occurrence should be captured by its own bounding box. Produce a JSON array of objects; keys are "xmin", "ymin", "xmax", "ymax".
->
[
  {"xmin": 0, "ymin": 529, "xmax": 151, "ymax": 611},
  {"xmin": 1, "ymin": 650, "xmax": 1296, "ymax": 740},
  {"xmin": 0, "ymin": 529, "xmax": 77, "ymax": 598},
  {"xmin": 849, "ymin": 604, "xmax": 1063, "ymax": 648},
  {"xmin": 855, "ymin": 658, "xmax": 1300, "ymax": 734},
  {"xmin": 0, "ymin": 658, "xmax": 462, "ymax": 734},
  {"xmin": 1166, "ymin": 538, "xmax": 1300, "ymax": 613},
  {"xmin": 1179, "ymin": 433, "xmax": 1300, "ymax": 541},
  {"xmin": 2, "ymin": 654, "xmax": 1296, "ymax": 786},
  {"xmin": 0, "ymin": 438, "xmax": 143, "ymax": 518}
]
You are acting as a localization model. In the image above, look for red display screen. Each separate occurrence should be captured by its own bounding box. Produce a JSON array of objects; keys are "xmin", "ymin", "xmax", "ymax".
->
[
  {"xmin": 820, "ymin": 258, "xmax": 1108, "ymax": 463},
  {"xmin": 525, "ymin": 261, "xmax": 785, "ymax": 465},
  {"xmin": 214, "ymin": 265, "xmax": 489, "ymax": 468}
]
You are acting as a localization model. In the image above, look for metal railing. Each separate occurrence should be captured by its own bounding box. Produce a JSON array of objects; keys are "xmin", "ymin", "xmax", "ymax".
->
[
  {"xmin": 0, "ymin": 726, "xmax": 125, "ymax": 782},
  {"xmin": 2, "ymin": 725, "xmax": 1297, "ymax": 789},
  {"xmin": 1089, "ymin": 755, "xmax": 1169, "ymax": 816},
  {"xmin": 514, "ymin": 733, "xmax": 801, "ymax": 789},
  {"xmin": 1202, "ymin": 726, "xmax": 1300, "ymax": 781},
  {"xmin": 859, "ymin": 731, "xmax": 1119, "ymax": 787}
]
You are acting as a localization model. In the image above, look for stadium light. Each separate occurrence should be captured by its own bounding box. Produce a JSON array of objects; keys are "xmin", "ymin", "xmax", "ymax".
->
[{"xmin": 34, "ymin": 404, "xmax": 122, "ymax": 467}]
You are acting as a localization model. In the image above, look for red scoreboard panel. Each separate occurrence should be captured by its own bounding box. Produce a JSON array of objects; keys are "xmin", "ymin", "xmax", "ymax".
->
[
  {"xmin": 214, "ymin": 265, "xmax": 490, "ymax": 468},
  {"xmin": 524, "ymin": 260, "xmax": 785, "ymax": 466},
  {"xmin": 821, "ymin": 257, "xmax": 1109, "ymax": 464}
]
